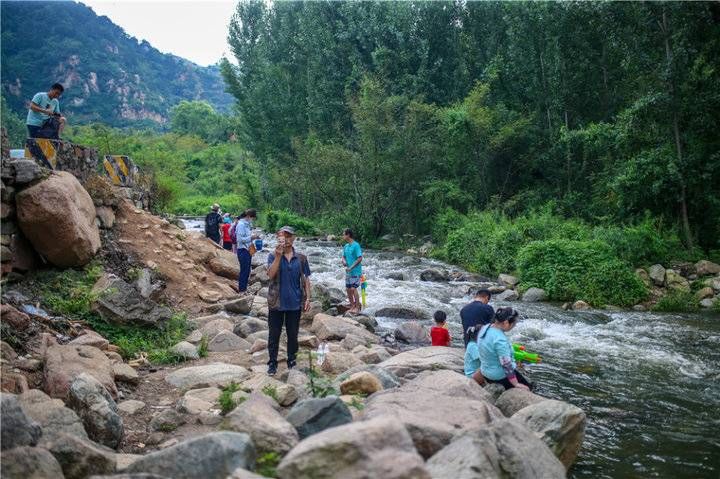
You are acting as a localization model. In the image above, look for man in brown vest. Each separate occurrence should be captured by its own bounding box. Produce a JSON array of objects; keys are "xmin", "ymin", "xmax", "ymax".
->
[{"xmin": 266, "ymin": 226, "xmax": 312, "ymax": 376}]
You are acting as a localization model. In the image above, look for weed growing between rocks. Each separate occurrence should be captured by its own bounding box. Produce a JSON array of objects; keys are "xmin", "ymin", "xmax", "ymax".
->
[
  {"xmin": 306, "ymin": 350, "xmax": 338, "ymax": 398},
  {"xmin": 197, "ymin": 334, "xmax": 209, "ymax": 358},
  {"xmin": 349, "ymin": 395, "xmax": 365, "ymax": 411},
  {"xmin": 256, "ymin": 452, "xmax": 281, "ymax": 477},
  {"xmin": 261, "ymin": 385, "xmax": 278, "ymax": 402},
  {"xmin": 652, "ymin": 290, "xmax": 699, "ymax": 313},
  {"xmin": 219, "ymin": 382, "xmax": 243, "ymax": 415}
]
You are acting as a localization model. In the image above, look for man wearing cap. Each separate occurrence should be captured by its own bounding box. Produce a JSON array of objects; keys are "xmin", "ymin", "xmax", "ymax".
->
[
  {"xmin": 205, "ymin": 204, "xmax": 222, "ymax": 244},
  {"xmin": 266, "ymin": 226, "xmax": 312, "ymax": 376}
]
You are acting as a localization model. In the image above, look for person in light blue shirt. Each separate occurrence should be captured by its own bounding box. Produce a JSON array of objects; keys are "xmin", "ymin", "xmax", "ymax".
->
[
  {"xmin": 26, "ymin": 83, "xmax": 66, "ymax": 138},
  {"xmin": 341, "ymin": 228, "xmax": 363, "ymax": 313},
  {"xmin": 235, "ymin": 208, "xmax": 258, "ymax": 293},
  {"xmin": 463, "ymin": 326, "xmax": 485, "ymax": 386},
  {"xmin": 478, "ymin": 307, "xmax": 533, "ymax": 391}
]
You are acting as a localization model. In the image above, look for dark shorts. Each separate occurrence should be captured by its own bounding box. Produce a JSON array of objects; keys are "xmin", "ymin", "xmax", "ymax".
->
[
  {"xmin": 27, "ymin": 125, "xmax": 41, "ymax": 138},
  {"xmin": 222, "ymin": 241, "xmax": 233, "ymax": 251},
  {"xmin": 345, "ymin": 275, "xmax": 361, "ymax": 289}
]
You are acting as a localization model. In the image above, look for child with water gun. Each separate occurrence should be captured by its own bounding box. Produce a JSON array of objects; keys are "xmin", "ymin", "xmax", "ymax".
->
[{"xmin": 477, "ymin": 307, "xmax": 534, "ymax": 391}]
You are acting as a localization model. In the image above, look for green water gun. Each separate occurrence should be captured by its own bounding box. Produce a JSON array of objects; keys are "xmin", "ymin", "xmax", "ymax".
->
[{"xmin": 513, "ymin": 343, "xmax": 541, "ymax": 364}]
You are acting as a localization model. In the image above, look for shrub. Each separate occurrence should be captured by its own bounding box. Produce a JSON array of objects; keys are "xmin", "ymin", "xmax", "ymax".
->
[
  {"xmin": 256, "ymin": 452, "xmax": 281, "ymax": 477},
  {"xmin": 592, "ymin": 218, "xmax": 686, "ymax": 266},
  {"xmin": 517, "ymin": 239, "xmax": 647, "ymax": 306},
  {"xmin": 652, "ymin": 291, "xmax": 699, "ymax": 313},
  {"xmin": 218, "ymin": 382, "xmax": 243, "ymax": 415},
  {"xmin": 170, "ymin": 193, "xmax": 249, "ymax": 216},
  {"xmin": 264, "ymin": 209, "xmax": 317, "ymax": 235}
]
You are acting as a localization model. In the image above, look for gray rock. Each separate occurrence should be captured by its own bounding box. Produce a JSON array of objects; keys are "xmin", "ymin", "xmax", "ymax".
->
[
  {"xmin": 311, "ymin": 314, "xmax": 378, "ymax": 343},
  {"xmin": 41, "ymin": 432, "xmax": 116, "ymax": 479},
  {"xmin": 11, "ymin": 159, "xmax": 42, "ymax": 184},
  {"xmin": 700, "ymin": 297, "xmax": 717, "ymax": 308},
  {"xmin": 394, "ymin": 321, "xmax": 429, "ymax": 344},
  {"xmin": 222, "ymin": 393, "xmax": 299, "ymax": 454},
  {"xmin": 512, "ymin": 399, "xmax": 587, "ymax": 470},
  {"xmin": 695, "ymin": 260, "xmax": 720, "ymax": 276},
  {"xmin": 277, "ymin": 417, "xmax": 430, "ymax": 479},
  {"xmin": 335, "ymin": 364, "xmax": 401, "ymax": 390},
  {"xmin": 495, "ymin": 388, "xmax": 547, "ymax": 417},
  {"xmin": 164, "ymin": 363, "xmax": 251, "ymax": 389},
  {"xmin": 521, "ymin": 287, "xmax": 547, "ymax": 302},
  {"xmin": 113, "ymin": 363, "xmax": 139, "ymax": 384},
  {"xmin": 426, "ymin": 419, "xmax": 565, "ymax": 479},
  {"xmin": 375, "ymin": 306, "xmax": 430, "ymax": 320},
  {"xmin": 350, "ymin": 314, "xmax": 378, "ymax": 332},
  {"xmin": 572, "ymin": 300, "xmax": 591, "ymax": 310},
  {"xmin": 385, "ymin": 272, "xmax": 406, "ymax": 281},
  {"xmin": 420, "ymin": 268, "xmax": 449, "ymax": 282},
  {"xmin": 286, "ymin": 396, "xmax": 353, "ymax": 439},
  {"xmin": 66, "ymin": 373, "xmax": 123, "ymax": 449},
  {"xmin": 233, "ymin": 317, "xmax": 268, "ymax": 338},
  {"xmin": 1, "ymin": 393, "xmax": 42, "ymax": 450},
  {"xmin": 376, "ymin": 346, "xmax": 464, "ymax": 378},
  {"xmin": 1, "ymin": 446, "xmax": 65, "ymax": 479},
  {"xmin": 408, "ymin": 370, "xmax": 494, "ymax": 403},
  {"xmin": 125, "ymin": 432, "xmax": 255, "ymax": 479},
  {"xmin": 170, "ymin": 341, "xmax": 199, "ymax": 360},
  {"xmin": 92, "ymin": 275, "xmax": 172, "ymax": 328},
  {"xmin": 18, "ymin": 389, "xmax": 88, "ymax": 440},
  {"xmin": 494, "ymin": 289, "xmax": 519, "ymax": 301},
  {"xmin": 177, "ymin": 387, "xmax": 221, "ymax": 415},
  {"xmin": 207, "ymin": 330, "xmax": 251, "ymax": 352},
  {"xmin": 149, "ymin": 409, "xmax": 185, "ymax": 432},
  {"xmin": 117, "ymin": 400, "xmax": 146, "ymax": 416},
  {"xmin": 648, "ymin": 264, "xmax": 666, "ymax": 286},
  {"xmin": 498, "ymin": 273, "xmax": 520, "ymax": 287},
  {"xmin": 222, "ymin": 296, "xmax": 253, "ymax": 314}
]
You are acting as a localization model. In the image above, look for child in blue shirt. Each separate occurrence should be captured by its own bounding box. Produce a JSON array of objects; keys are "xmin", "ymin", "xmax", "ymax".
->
[
  {"xmin": 463, "ymin": 325, "xmax": 485, "ymax": 386},
  {"xmin": 478, "ymin": 307, "xmax": 533, "ymax": 391}
]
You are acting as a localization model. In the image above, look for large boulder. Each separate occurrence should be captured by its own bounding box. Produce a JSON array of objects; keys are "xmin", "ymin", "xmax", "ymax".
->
[
  {"xmin": 16, "ymin": 171, "xmax": 100, "ymax": 267},
  {"xmin": 665, "ymin": 269, "xmax": 690, "ymax": 292},
  {"xmin": 498, "ymin": 274, "xmax": 520, "ymax": 287},
  {"xmin": 648, "ymin": 264, "xmax": 666, "ymax": 286},
  {"xmin": 165, "ymin": 363, "xmax": 251, "ymax": 389},
  {"xmin": 394, "ymin": 321, "xmax": 429, "ymax": 344},
  {"xmin": 277, "ymin": 417, "xmax": 430, "ymax": 479},
  {"xmin": 376, "ymin": 346, "xmax": 464, "ymax": 378},
  {"xmin": 512, "ymin": 399, "xmax": 587, "ymax": 469},
  {"xmin": 18, "ymin": 389, "xmax": 88, "ymax": 440},
  {"xmin": 521, "ymin": 287, "xmax": 547, "ymax": 302},
  {"xmin": 44, "ymin": 344, "xmax": 118, "ymax": 399},
  {"xmin": 1, "ymin": 446, "xmax": 65, "ymax": 479},
  {"xmin": 66, "ymin": 373, "xmax": 123, "ymax": 449},
  {"xmin": 375, "ymin": 306, "xmax": 430, "ymax": 320},
  {"xmin": 310, "ymin": 314, "xmax": 378, "ymax": 343},
  {"xmin": 695, "ymin": 260, "xmax": 720, "ymax": 276},
  {"xmin": 286, "ymin": 396, "xmax": 353, "ymax": 440},
  {"xmin": 91, "ymin": 274, "xmax": 172, "ymax": 329},
  {"xmin": 41, "ymin": 432, "xmax": 116, "ymax": 479},
  {"xmin": 223, "ymin": 296, "xmax": 254, "ymax": 315},
  {"xmin": 494, "ymin": 289, "xmax": 519, "ymax": 301},
  {"xmin": 125, "ymin": 432, "xmax": 255, "ymax": 479},
  {"xmin": 407, "ymin": 370, "xmax": 493, "ymax": 403},
  {"xmin": 425, "ymin": 419, "xmax": 565, "ymax": 479},
  {"xmin": 494, "ymin": 388, "xmax": 547, "ymax": 417},
  {"xmin": 1, "ymin": 393, "xmax": 42, "ymax": 450},
  {"xmin": 208, "ymin": 253, "xmax": 240, "ymax": 280},
  {"xmin": 233, "ymin": 317, "xmax": 268, "ymax": 338},
  {"xmin": 420, "ymin": 268, "xmax": 449, "ymax": 282},
  {"xmin": 221, "ymin": 393, "xmax": 299, "ymax": 454},
  {"xmin": 363, "ymin": 376, "xmax": 503, "ymax": 458}
]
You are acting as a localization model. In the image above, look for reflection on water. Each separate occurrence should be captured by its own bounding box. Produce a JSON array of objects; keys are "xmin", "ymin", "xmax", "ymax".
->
[{"xmin": 183, "ymin": 220, "xmax": 720, "ymax": 478}]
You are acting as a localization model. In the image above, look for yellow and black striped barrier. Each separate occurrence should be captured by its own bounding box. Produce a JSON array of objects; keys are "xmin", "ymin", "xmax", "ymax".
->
[
  {"xmin": 24, "ymin": 138, "xmax": 59, "ymax": 169},
  {"xmin": 103, "ymin": 155, "xmax": 137, "ymax": 186}
]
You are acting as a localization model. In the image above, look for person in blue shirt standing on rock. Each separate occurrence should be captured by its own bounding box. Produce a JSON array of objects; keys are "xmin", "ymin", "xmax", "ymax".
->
[
  {"xmin": 235, "ymin": 209, "xmax": 258, "ymax": 293},
  {"xmin": 266, "ymin": 226, "xmax": 312, "ymax": 376},
  {"xmin": 341, "ymin": 228, "xmax": 363, "ymax": 314},
  {"xmin": 26, "ymin": 83, "xmax": 66, "ymax": 139}
]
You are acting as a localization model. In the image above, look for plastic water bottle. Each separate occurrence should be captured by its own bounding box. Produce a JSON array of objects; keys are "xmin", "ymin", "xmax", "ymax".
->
[
  {"xmin": 317, "ymin": 342, "xmax": 327, "ymax": 365},
  {"xmin": 322, "ymin": 342, "xmax": 330, "ymax": 359}
]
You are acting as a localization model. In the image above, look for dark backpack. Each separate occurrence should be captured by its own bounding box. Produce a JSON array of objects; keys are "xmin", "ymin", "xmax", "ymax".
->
[
  {"xmin": 205, "ymin": 212, "xmax": 221, "ymax": 235},
  {"xmin": 36, "ymin": 116, "xmax": 61, "ymax": 139}
]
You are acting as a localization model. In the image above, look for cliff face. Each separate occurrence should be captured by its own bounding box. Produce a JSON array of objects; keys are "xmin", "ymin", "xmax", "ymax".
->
[{"xmin": 0, "ymin": 1, "xmax": 232, "ymax": 127}]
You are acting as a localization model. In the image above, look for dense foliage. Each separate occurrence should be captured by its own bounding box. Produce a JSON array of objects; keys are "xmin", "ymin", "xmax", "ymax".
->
[
  {"xmin": 0, "ymin": 1, "xmax": 232, "ymax": 127},
  {"xmin": 222, "ymin": 1, "xmax": 720, "ymax": 252}
]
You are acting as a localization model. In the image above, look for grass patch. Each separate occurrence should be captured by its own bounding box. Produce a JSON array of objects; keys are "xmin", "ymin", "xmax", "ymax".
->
[
  {"xmin": 218, "ymin": 382, "xmax": 243, "ymax": 415},
  {"xmin": 27, "ymin": 263, "xmax": 190, "ymax": 364},
  {"xmin": 197, "ymin": 335, "xmax": 209, "ymax": 358},
  {"xmin": 652, "ymin": 290, "xmax": 699, "ymax": 313},
  {"xmin": 261, "ymin": 385, "xmax": 279, "ymax": 402},
  {"xmin": 349, "ymin": 395, "xmax": 365, "ymax": 411},
  {"xmin": 256, "ymin": 452, "xmax": 281, "ymax": 478}
]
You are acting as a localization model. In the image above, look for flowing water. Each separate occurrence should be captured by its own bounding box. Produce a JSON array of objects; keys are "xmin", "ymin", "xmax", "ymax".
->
[{"xmin": 184, "ymin": 220, "xmax": 720, "ymax": 478}]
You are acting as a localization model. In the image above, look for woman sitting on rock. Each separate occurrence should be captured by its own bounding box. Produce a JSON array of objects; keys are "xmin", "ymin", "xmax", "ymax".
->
[{"xmin": 477, "ymin": 307, "xmax": 533, "ymax": 391}]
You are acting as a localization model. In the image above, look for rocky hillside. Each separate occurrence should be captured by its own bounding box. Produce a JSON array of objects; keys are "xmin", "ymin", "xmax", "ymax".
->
[{"xmin": 1, "ymin": 1, "xmax": 232, "ymax": 127}]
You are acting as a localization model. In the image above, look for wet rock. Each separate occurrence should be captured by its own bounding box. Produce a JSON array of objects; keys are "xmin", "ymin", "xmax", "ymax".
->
[
  {"xmin": 223, "ymin": 296, "xmax": 253, "ymax": 315},
  {"xmin": 495, "ymin": 388, "xmax": 547, "ymax": 417},
  {"xmin": 233, "ymin": 317, "xmax": 268, "ymax": 338},
  {"xmin": 44, "ymin": 344, "xmax": 118, "ymax": 399},
  {"xmin": 165, "ymin": 363, "xmax": 251, "ymax": 389},
  {"xmin": 177, "ymin": 387, "xmax": 221, "ymax": 415},
  {"xmin": 376, "ymin": 346, "xmax": 464, "ymax": 378},
  {"xmin": 363, "ymin": 374, "xmax": 502, "ymax": 458},
  {"xmin": 42, "ymin": 432, "xmax": 116, "ymax": 479},
  {"xmin": 18, "ymin": 389, "xmax": 88, "ymax": 440},
  {"xmin": 1, "ymin": 446, "xmax": 65, "ymax": 478},
  {"xmin": 425, "ymin": 419, "xmax": 565, "ymax": 479},
  {"xmin": 125, "ymin": 432, "xmax": 255, "ymax": 479},
  {"xmin": 117, "ymin": 400, "xmax": 146, "ymax": 415},
  {"xmin": 66, "ymin": 373, "xmax": 123, "ymax": 449},
  {"xmin": 513, "ymin": 399, "xmax": 587, "ymax": 469},
  {"xmin": 91, "ymin": 274, "xmax": 172, "ymax": 329},
  {"xmin": 170, "ymin": 341, "xmax": 199, "ymax": 360},
  {"xmin": 277, "ymin": 416, "xmax": 430, "ymax": 479},
  {"xmin": 420, "ymin": 268, "xmax": 448, "ymax": 282},
  {"xmin": 522, "ymin": 287, "xmax": 547, "ymax": 302},
  {"xmin": 572, "ymin": 300, "xmax": 591, "ymax": 311},
  {"xmin": 222, "ymin": 393, "xmax": 298, "ymax": 454},
  {"xmin": 394, "ymin": 321, "xmax": 429, "ymax": 344},
  {"xmin": 339, "ymin": 371, "xmax": 383, "ymax": 396},
  {"xmin": 149, "ymin": 409, "xmax": 185, "ymax": 432},
  {"xmin": 385, "ymin": 272, "xmax": 406, "ymax": 281},
  {"xmin": 311, "ymin": 313, "xmax": 378, "ymax": 343},
  {"xmin": 16, "ymin": 171, "xmax": 100, "ymax": 267},
  {"xmin": 350, "ymin": 314, "xmax": 378, "ymax": 332},
  {"xmin": 286, "ymin": 396, "xmax": 353, "ymax": 440},
  {"xmin": 494, "ymin": 289, "xmax": 519, "ymax": 301},
  {"xmin": 1, "ymin": 393, "xmax": 42, "ymax": 450},
  {"xmin": 375, "ymin": 306, "xmax": 430, "ymax": 320},
  {"xmin": 207, "ymin": 330, "xmax": 251, "ymax": 352}
]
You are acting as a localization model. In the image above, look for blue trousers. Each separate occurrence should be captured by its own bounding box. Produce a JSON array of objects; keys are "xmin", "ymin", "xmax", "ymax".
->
[{"xmin": 237, "ymin": 248, "xmax": 252, "ymax": 292}]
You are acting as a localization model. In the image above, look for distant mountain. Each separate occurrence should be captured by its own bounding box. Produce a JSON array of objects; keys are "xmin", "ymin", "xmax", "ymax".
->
[{"xmin": 1, "ymin": 1, "xmax": 233, "ymax": 127}]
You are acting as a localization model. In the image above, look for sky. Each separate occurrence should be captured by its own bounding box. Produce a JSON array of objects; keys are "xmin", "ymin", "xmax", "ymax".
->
[{"xmin": 82, "ymin": 0, "xmax": 238, "ymax": 66}]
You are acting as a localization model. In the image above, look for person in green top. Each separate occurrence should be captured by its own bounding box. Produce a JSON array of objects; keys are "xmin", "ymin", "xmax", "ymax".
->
[
  {"xmin": 341, "ymin": 228, "xmax": 363, "ymax": 314},
  {"xmin": 26, "ymin": 83, "xmax": 66, "ymax": 139}
]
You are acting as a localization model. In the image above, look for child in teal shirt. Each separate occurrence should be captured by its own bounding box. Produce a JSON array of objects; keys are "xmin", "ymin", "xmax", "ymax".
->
[
  {"xmin": 478, "ymin": 307, "xmax": 533, "ymax": 390},
  {"xmin": 463, "ymin": 326, "xmax": 485, "ymax": 385}
]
